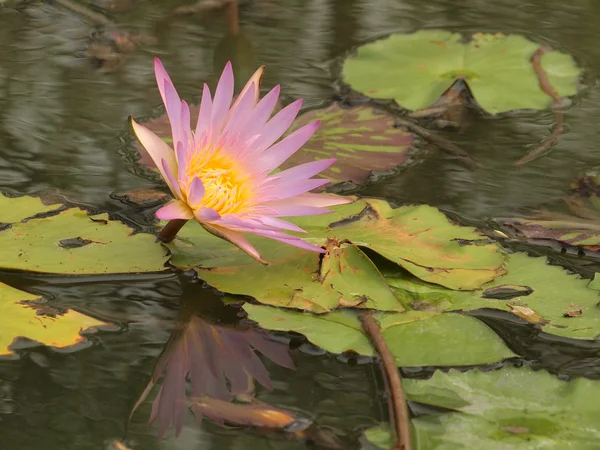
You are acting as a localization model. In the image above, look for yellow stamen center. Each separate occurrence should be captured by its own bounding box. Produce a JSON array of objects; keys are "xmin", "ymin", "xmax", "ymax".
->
[{"xmin": 185, "ymin": 150, "xmax": 253, "ymax": 215}]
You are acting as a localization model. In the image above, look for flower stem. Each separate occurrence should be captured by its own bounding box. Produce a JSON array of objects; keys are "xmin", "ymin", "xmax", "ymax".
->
[
  {"xmin": 157, "ymin": 219, "xmax": 188, "ymax": 243},
  {"xmin": 360, "ymin": 310, "xmax": 412, "ymax": 450}
]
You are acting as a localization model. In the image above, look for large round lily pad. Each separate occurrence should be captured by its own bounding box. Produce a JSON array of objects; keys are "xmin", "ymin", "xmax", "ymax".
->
[
  {"xmin": 343, "ymin": 30, "xmax": 580, "ymax": 114},
  {"xmin": 168, "ymin": 198, "xmax": 505, "ymax": 310},
  {"xmin": 366, "ymin": 366, "xmax": 600, "ymax": 449},
  {"xmin": 283, "ymin": 104, "xmax": 414, "ymax": 184},
  {"xmin": 0, "ymin": 194, "xmax": 168, "ymax": 274},
  {"xmin": 0, "ymin": 282, "xmax": 108, "ymax": 356},
  {"xmin": 243, "ymin": 305, "xmax": 515, "ymax": 367},
  {"xmin": 386, "ymin": 252, "xmax": 600, "ymax": 340}
]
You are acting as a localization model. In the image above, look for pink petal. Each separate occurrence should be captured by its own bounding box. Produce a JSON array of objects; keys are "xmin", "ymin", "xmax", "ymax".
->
[
  {"xmin": 216, "ymin": 215, "xmax": 281, "ymax": 232},
  {"xmin": 187, "ymin": 176, "xmax": 205, "ymax": 208},
  {"xmin": 222, "ymin": 81, "xmax": 258, "ymax": 139},
  {"xmin": 254, "ymin": 121, "xmax": 319, "ymax": 174},
  {"xmin": 176, "ymin": 141, "xmax": 188, "ymax": 182},
  {"xmin": 194, "ymin": 207, "xmax": 221, "ymax": 222},
  {"xmin": 255, "ymin": 216, "xmax": 306, "ymax": 233},
  {"xmin": 250, "ymin": 99, "xmax": 303, "ymax": 155},
  {"xmin": 261, "ymin": 178, "xmax": 331, "ymax": 202},
  {"xmin": 180, "ymin": 100, "xmax": 191, "ymax": 147},
  {"xmin": 161, "ymin": 158, "xmax": 182, "ymax": 198},
  {"xmin": 278, "ymin": 193, "xmax": 354, "ymax": 208},
  {"xmin": 131, "ymin": 118, "xmax": 180, "ymax": 198},
  {"xmin": 201, "ymin": 223, "xmax": 266, "ymax": 264},
  {"xmin": 156, "ymin": 200, "xmax": 194, "ymax": 220},
  {"xmin": 195, "ymin": 83, "xmax": 213, "ymax": 141},
  {"xmin": 243, "ymin": 228, "xmax": 325, "ymax": 253},
  {"xmin": 247, "ymin": 85, "xmax": 280, "ymax": 130},
  {"xmin": 231, "ymin": 65, "xmax": 264, "ymax": 111},
  {"xmin": 154, "ymin": 59, "xmax": 183, "ymax": 147},
  {"xmin": 253, "ymin": 204, "xmax": 333, "ymax": 217},
  {"xmin": 261, "ymin": 158, "xmax": 335, "ymax": 189},
  {"xmin": 211, "ymin": 62, "xmax": 234, "ymax": 135}
]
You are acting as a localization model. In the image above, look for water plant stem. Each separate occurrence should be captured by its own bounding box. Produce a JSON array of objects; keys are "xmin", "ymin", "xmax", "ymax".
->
[
  {"xmin": 515, "ymin": 46, "xmax": 564, "ymax": 166},
  {"xmin": 157, "ymin": 219, "xmax": 188, "ymax": 243},
  {"xmin": 225, "ymin": 0, "xmax": 240, "ymax": 36},
  {"xmin": 360, "ymin": 311, "xmax": 412, "ymax": 450}
]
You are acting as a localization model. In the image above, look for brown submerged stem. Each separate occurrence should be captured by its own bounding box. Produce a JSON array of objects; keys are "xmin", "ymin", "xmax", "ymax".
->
[
  {"xmin": 360, "ymin": 311, "xmax": 412, "ymax": 450},
  {"xmin": 515, "ymin": 46, "xmax": 564, "ymax": 166},
  {"xmin": 225, "ymin": 0, "xmax": 240, "ymax": 37},
  {"xmin": 157, "ymin": 219, "xmax": 188, "ymax": 243}
]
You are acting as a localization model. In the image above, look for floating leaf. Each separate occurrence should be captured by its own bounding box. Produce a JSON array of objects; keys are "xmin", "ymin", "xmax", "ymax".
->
[
  {"xmin": 0, "ymin": 195, "xmax": 168, "ymax": 274},
  {"xmin": 387, "ymin": 252, "xmax": 600, "ymax": 340},
  {"xmin": 244, "ymin": 304, "xmax": 515, "ymax": 367},
  {"xmin": 0, "ymin": 193, "xmax": 62, "ymax": 223},
  {"xmin": 170, "ymin": 199, "xmax": 505, "ymax": 295},
  {"xmin": 343, "ymin": 30, "xmax": 580, "ymax": 114},
  {"xmin": 505, "ymin": 218, "xmax": 600, "ymax": 251},
  {"xmin": 0, "ymin": 282, "xmax": 107, "ymax": 356},
  {"xmin": 283, "ymin": 104, "xmax": 414, "ymax": 184},
  {"xmin": 366, "ymin": 366, "xmax": 600, "ymax": 449},
  {"xmin": 590, "ymin": 274, "xmax": 600, "ymax": 291},
  {"xmin": 503, "ymin": 168, "xmax": 600, "ymax": 251}
]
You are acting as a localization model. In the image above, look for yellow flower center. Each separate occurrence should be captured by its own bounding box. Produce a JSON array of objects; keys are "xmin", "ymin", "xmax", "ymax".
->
[{"xmin": 185, "ymin": 150, "xmax": 253, "ymax": 215}]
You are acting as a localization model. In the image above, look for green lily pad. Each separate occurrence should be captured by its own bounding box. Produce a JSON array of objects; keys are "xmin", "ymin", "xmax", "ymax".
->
[
  {"xmin": 0, "ymin": 195, "xmax": 168, "ymax": 274},
  {"xmin": 386, "ymin": 252, "xmax": 600, "ymax": 340},
  {"xmin": 170, "ymin": 198, "xmax": 505, "ymax": 294},
  {"xmin": 244, "ymin": 304, "xmax": 515, "ymax": 367},
  {"xmin": 343, "ymin": 30, "xmax": 580, "ymax": 114},
  {"xmin": 365, "ymin": 366, "xmax": 600, "ymax": 449},
  {"xmin": 0, "ymin": 194, "xmax": 62, "ymax": 223},
  {"xmin": 590, "ymin": 274, "xmax": 600, "ymax": 291},
  {"xmin": 283, "ymin": 104, "xmax": 414, "ymax": 184},
  {"xmin": 0, "ymin": 282, "xmax": 108, "ymax": 356}
]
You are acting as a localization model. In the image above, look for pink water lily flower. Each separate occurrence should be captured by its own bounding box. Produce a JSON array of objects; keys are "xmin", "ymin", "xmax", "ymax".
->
[{"xmin": 132, "ymin": 58, "xmax": 352, "ymax": 263}]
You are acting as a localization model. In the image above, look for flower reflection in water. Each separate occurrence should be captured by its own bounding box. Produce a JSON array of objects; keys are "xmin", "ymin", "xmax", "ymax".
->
[{"xmin": 134, "ymin": 293, "xmax": 295, "ymax": 437}]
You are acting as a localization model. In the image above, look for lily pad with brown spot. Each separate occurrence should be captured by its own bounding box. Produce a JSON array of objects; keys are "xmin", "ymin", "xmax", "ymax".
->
[
  {"xmin": 168, "ymin": 198, "xmax": 506, "ymax": 300},
  {"xmin": 0, "ymin": 194, "xmax": 168, "ymax": 275},
  {"xmin": 386, "ymin": 252, "xmax": 600, "ymax": 340}
]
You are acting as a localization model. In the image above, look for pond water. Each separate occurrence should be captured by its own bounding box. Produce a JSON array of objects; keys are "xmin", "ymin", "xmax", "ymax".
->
[{"xmin": 1, "ymin": 0, "xmax": 600, "ymax": 448}]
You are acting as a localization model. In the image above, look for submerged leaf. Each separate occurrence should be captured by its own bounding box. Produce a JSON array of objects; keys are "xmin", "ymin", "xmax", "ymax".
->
[
  {"xmin": 284, "ymin": 104, "xmax": 414, "ymax": 184},
  {"xmin": 366, "ymin": 366, "xmax": 600, "ymax": 449},
  {"xmin": 0, "ymin": 282, "xmax": 107, "ymax": 356},
  {"xmin": 343, "ymin": 30, "xmax": 580, "ymax": 114},
  {"xmin": 0, "ymin": 194, "xmax": 168, "ymax": 274}
]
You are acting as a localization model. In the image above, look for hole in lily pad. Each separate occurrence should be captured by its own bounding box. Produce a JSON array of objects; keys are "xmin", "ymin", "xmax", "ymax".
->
[{"xmin": 58, "ymin": 237, "xmax": 97, "ymax": 249}]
